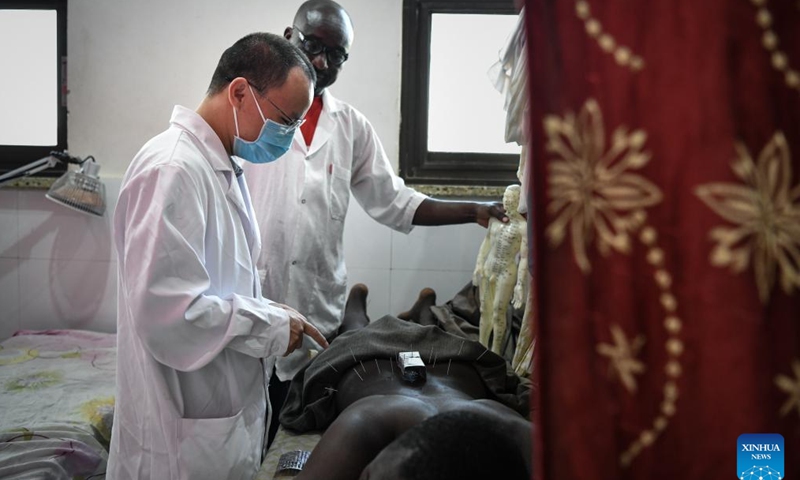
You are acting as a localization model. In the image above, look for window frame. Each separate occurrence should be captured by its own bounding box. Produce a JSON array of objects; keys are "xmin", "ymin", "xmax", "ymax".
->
[
  {"xmin": 0, "ymin": 0, "xmax": 68, "ymax": 179},
  {"xmin": 400, "ymin": 0, "xmax": 519, "ymax": 187}
]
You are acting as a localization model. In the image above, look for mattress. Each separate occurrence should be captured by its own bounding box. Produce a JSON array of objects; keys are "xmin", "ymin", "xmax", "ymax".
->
[{"xmin": 0, "ymin": 329, "xmax": 116, "ymax": 479}]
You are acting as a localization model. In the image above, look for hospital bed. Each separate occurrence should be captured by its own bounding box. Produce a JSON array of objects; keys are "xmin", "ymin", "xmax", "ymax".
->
[
  {"xmin": 0, "ymin": 327, "xmax": 317, "ymax": 480},
  {"xmin": 0, "ymin": 284, "xmax": 526, "ymax": 479},
  {"xmin": 0, "ymin": 329, "xmax": 116, "ymax": 479}
]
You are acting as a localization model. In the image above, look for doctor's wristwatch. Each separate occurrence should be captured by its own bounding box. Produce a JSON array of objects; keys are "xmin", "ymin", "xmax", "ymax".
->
[{"xmin": 275, "ymin": 450, "xmax": 311, "ymax": 478}]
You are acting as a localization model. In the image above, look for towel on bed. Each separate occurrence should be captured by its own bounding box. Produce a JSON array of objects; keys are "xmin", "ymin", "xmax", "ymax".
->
[{"xmin": 280, "ymin": 315, "xmax": 530, "ymax": 433}]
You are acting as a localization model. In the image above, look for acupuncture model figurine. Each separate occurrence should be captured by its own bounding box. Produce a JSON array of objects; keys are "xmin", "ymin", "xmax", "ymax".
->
[
  {"xmin": 473, "ymin": 184, "xmax": 527, "ymax": 354},
  {"xmin": 512, "ymin": 271, "xmax": 534, "ymax": 377}
]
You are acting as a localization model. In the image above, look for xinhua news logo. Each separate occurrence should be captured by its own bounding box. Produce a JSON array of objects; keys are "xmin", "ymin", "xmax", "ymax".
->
[{"xmin": 737, "ymin": 434, "xmax": 784, "ymax": 480}]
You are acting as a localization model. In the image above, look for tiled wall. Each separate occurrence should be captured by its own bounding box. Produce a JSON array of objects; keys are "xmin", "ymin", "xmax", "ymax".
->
[
  {"xmin": 344, "ymin": 196, "xmax": 486, "ymax": 321},
  {"xmin": 0, "ymin": 179, "xmax": 121, "ymax": 339},
  {"xmin": 0, "ymin": 179, "xmax": 486, "ymax": 339}
]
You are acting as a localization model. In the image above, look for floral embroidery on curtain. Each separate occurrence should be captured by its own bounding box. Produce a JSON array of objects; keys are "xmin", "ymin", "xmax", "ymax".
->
[
  {"xmin": 775, "ymin": 359, "xmax": 800, "ymax": 417},
  {"xmin": 695, "ymin": 132, "xmax": 800, "ymax": 303},
  {"xmin": 544, "ymin": 98, "xmax": 687, "ymax": 467},
  {"xmin": 544, "ymin": 99, "xmax": 661, "ymax": 274},
  {"xmin": 596, "ymin": 324, "xmax": 646, "ymax": 394}
]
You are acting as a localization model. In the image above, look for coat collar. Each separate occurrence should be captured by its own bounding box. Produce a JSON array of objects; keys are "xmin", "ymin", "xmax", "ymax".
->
[
  {"xmin": 169, "ymin": 105, "xmax": 233, "ymax": 174},
  {"xmin": 169, "ymin": 105, "xmax": 253, "ymax": 236},
  {"xmin": 295, "ymin": 89, "xmax": 344, "ymax": 156}
]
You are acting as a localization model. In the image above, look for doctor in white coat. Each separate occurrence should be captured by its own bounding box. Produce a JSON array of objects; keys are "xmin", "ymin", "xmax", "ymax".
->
[{"xmin": 109, "ymin": 33, "xmax": 327, "ymax": 480}]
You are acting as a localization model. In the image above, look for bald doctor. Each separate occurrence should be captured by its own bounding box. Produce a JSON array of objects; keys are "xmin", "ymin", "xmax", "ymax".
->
[{"xmin": 109, "ymin": 33, "xmax": 327, "ymax": 480}]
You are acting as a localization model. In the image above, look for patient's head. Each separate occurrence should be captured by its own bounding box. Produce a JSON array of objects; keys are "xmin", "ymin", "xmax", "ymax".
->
[{"xmin": 358, "ymin": 410, "xmax": 528, "ymax": 480}]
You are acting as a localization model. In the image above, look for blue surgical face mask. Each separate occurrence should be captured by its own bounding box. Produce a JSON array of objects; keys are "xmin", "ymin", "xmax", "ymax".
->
[{"xmin": 232, "ymin": 85, "xmax": 297, "ymax": 164}]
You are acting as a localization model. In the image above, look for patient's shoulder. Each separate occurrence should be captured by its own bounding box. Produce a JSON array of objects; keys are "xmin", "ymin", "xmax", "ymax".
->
[
  {"xmin": 346, "ymin": 394, "xmax": 437, "ymax": 418},
  {"xmin": 340, "ymin": 395, "xmax": 437, "ymax": 434}
]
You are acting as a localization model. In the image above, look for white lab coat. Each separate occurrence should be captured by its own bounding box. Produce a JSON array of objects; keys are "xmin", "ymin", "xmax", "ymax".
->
[
  {"xmin": 109, "ymin": 106, "xmax": 291, "ymax": 480},
  {"xmin": 243, "ymin": 90, "xmax": 427, "ymax": 381}
]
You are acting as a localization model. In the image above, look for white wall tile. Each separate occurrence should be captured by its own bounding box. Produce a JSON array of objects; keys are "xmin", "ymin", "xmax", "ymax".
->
[
  {"xmin": 0, "ymin": 189, "xmax": 18, "ymax": 259},
  {"xmin": 16, "ymin": 188, "xmax": 115, "ymax": 262},
  {"xmin": 343, "ymin": 202, "xmax": 392, "ymax": 270},
  {"xmin": 389, "ymin": 269, "xmax": 474, "ymax": 317},
  {"xmin": 346, "ymin": 268, "xmax": 391, "ymax": 323},
  {"xmin": 0, "ymin": 258, "xmax": 20, "ymax": 339},
  {"xmin": 18, "ymin": 258, "xmax": 116, "ymax": 332},
  {"xmin": 391, "ymin": 223, "xmax": 485, "ymax": 273}
]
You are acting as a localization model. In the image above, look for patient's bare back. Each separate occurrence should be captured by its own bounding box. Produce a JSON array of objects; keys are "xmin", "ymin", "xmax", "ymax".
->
[
  {"xmin": 334, "ymin": 358, "xmax": 489, "ymax": 413},
  {"xmin": 296, "ymin": 352, "xmax": 529, "ymax": 480}
]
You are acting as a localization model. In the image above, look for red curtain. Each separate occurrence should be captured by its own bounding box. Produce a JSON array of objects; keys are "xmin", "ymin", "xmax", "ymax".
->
[{"xmin": 524, "ymin": 0, "xmax": 800, "ymax": 478}]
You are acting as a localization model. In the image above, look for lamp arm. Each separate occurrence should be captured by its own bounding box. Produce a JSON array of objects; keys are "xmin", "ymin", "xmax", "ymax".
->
[{"xmin": 0, "ymin": 156, "xmax": 60, "ymax": 186}]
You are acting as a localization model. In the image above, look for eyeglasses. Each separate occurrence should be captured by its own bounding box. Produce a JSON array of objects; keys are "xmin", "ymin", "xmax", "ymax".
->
[
  {"xmin": 293, "ymin": 27, "xmax": 349, "ymax": 66},
  {"xmin": 247, "ymin": 81, "xmax": 305, "ymax": 128}
]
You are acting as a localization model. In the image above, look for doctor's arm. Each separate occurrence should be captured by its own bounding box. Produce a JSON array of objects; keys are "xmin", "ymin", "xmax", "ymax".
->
[
  {"xmin": 117, "ymin": 164, "xmax": 310, "ymax": 372},
  {"xmin": 348, "ymin": 115, "xmax": 507, "ymax": 230},
  {"xmin": 413, "ymin": 198, "xmax": 508, "ymax": 228}
]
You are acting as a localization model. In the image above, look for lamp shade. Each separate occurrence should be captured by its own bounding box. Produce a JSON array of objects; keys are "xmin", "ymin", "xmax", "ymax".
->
[{"xmin": 45, "ymin": 161, "xmax": 106, "ymax": 216}]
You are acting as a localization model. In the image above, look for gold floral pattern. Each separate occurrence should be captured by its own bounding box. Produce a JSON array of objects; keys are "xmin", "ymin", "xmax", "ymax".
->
[
  {"xmin": 695, "ymin": 132, "xmax": 800, "ymax": 303},
  {"xmin": 775, "ymin": 359, "xmax": 800, "ymax": 417},
  {"xmin": 545, "ymin": 98, "xmax": 663, "ymax": 273},
  {"xmin": 597, "ymin": 324, "xmax": 646, "ymax": 393},
  {"xmin": 546, "ymin": 100, "xmax": 684, "ymax": 467}
]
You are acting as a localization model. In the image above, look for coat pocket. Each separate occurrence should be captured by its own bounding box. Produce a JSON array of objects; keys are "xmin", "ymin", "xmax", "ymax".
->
[
  {"xmin": 177, "ymin": 408, "xmax": 257, "ymax": 480},
  {"xmin": 329, "ymin": 166, "xmax": 351, "ymax": 221}
]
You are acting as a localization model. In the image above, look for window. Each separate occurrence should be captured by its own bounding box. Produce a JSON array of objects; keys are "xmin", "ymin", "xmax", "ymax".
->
[
  {"xmin": 400, "ymin": 0, "xmax": 519, "ymax": 187},
  {"xmin": 0, "ymin": 0, "xmax": 68, "ymax": 179}
]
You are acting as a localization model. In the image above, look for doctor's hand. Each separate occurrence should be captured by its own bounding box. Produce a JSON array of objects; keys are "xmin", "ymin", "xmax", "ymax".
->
[
  {"xmin": 273, "ymin": 303, "xmax": 329, "ymax": 356},
  {"xmin": 476, "ymin": 201, "xmax": 508, "ymax": 228}
]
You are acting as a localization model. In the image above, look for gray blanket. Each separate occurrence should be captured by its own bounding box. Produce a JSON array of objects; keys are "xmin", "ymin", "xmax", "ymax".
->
[{"xmin": 280, "ymin": 315, "xmax": 531, "ymax": 433}]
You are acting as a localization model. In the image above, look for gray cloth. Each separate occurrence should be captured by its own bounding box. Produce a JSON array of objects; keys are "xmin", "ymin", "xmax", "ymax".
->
[
  {"xmin": 280, "ymin": 315, "xmax": 531, "ymax": 433},
  {"xmin": 413, "ymin": 282, "xmax": 524, "ymax": 364}
]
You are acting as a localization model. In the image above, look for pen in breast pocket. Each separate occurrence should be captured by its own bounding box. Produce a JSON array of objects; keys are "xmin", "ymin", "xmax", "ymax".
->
[{"xmin": 328, "ymin": 164, "xmax": 333, "ymax": 174}]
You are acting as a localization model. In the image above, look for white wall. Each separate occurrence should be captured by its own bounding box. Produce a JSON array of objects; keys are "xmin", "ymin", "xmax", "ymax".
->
[
  {"xmin": 68, "ymin": 0, "xmax": 403, "ymax": 178},
  {"xmin": 0, "ymin": 0, "xmax": 487, "ymax": 337}
]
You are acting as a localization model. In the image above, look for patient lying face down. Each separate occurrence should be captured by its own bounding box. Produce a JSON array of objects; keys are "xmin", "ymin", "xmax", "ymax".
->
[{"xmin": 280, "ymin": 284, "xmax": 532, "ymax": 480}]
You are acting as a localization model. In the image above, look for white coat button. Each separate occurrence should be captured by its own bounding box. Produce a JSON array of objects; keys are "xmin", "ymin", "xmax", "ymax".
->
[
  {"xmin": 291, "ymin": 260, "xmax": 297, "ymax": 265},
  {"xmin": 301, "ymin": 199, "xmax": 306, "ymax": 204}
]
